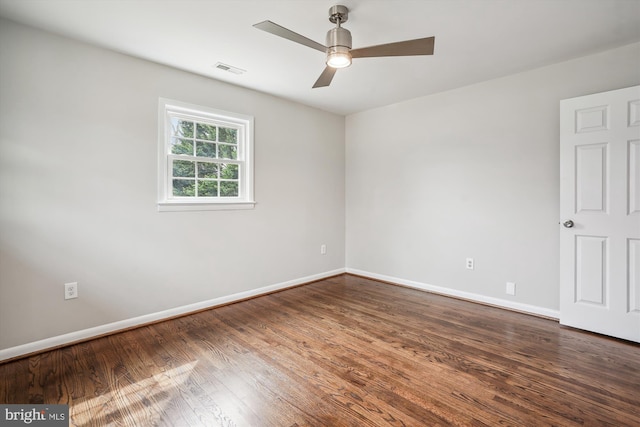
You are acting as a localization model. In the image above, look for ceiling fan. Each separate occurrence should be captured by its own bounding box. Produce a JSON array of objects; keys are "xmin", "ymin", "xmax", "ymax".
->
[{"xmin": 254, "ymin": 5, "xmax": 435, "ymax": 88}]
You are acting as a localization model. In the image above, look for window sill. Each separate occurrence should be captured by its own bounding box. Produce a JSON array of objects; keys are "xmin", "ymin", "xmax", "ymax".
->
[{"xmin": 157, "ymin": 201, "xmax": 256, "ymax": 212}]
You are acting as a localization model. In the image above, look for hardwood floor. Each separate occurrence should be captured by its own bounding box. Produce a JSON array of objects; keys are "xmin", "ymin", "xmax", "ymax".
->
[{"xmin": 1, "ymin": 274, "xmax": 639, "ymax": 426}]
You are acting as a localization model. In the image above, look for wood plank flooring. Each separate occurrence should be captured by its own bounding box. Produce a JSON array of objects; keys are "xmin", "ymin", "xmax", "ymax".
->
[{"xmin": 1, "ymin": 274, "xmax": 639, "ymax": 426}]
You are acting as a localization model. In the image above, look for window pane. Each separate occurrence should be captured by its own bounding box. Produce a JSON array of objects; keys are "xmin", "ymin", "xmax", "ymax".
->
[
  {"xmin": 218, "ymin": 144, "xmax": 237, "ymax": 160},
  {"xmin": 218, "ymin": 127, "xmax": 237, "ymax": 144},
  {"xmin": 171, "ymin": 118, "xmax": 194, "ymax": 138},
  {"xmin": 220, "ymin": 181, "xmax": 239, "ymax": 197},
  {"xmin": 198, "ymin": 180, "xmax": 218, "ymax": 197},
  {"xmin": 196, "ymin": 123, "xmax": 216, "ymax": 141},
  {"xmin": 173, "ymin": 160, "xmax": 195, "ymax": 177},
  {"xmin": 197, "ymin": 162, "xmax": 218, "ymax": 178},
  {"xmin": 173, "ymin": 179, "xmax": 195, "ymax": 197},
  {"xmin": 196, "ymin": 141, "xmax": 216, "ymax": 158},
  {"xmin": 171, "ymin": 138, "xmax": 194, "ymax": 155},
  {"xmin": 220, "ymin": 163, "xmax": 238, "ymax": 180}
]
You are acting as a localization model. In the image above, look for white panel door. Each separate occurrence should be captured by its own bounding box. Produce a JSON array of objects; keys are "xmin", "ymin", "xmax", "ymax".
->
[{"xmin": 560, "ymin": 85, "xmax": 640, "ymax": 343}]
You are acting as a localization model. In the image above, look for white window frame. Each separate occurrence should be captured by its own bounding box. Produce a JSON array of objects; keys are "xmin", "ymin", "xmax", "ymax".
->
[{"xmin": 157, "ymin": 98, "xmax": 255, "ymax": 211}]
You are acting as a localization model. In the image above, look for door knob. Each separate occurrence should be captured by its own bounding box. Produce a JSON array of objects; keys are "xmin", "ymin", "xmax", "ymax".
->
[{"xmin": 562, "ymin": 220, "xmax": 574, "ymax": 228}]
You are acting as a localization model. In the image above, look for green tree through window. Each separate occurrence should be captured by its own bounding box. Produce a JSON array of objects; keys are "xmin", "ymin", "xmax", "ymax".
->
[{"xmin": 169, "ymin": 119, "xmax": 240, "ymax": 198}]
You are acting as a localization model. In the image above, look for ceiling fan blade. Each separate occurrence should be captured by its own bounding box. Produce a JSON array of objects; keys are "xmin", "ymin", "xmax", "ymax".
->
[
  {"xmin": 312, "ymin": 66, "xmax": 337, "ymax": 88},
  {"xmin": 253, "ymin": 20, "xmax": 326, "ymax": 53},
  {"xmin": 351, "ymin": 36, "xmax": 435, "ymax": 58}
]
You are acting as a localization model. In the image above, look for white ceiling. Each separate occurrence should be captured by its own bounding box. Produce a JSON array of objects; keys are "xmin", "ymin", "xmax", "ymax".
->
[{"xmin": 1, "ymin": 0, "xmax": 639, "ymax": 115}]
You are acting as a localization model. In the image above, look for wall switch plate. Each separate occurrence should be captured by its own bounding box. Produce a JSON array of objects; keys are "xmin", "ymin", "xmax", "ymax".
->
[
  {"xmin": 466, "ymin": 258, "xmax": 474, "ymax": 270},
  {"xmin": 65, "ymin": 282, "xmax": 78, "ymax": 300},
  {"xmin": 506, "ymin": 282, "xmax": 516, "ymax": 296},
  {"xmin": 320, "ymin": 244, "xmax": 327, "ymax": 255}
]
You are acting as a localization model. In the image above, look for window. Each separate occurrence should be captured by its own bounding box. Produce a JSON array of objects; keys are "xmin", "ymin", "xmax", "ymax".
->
[{"xmin": 158, "ymin": 98, "xmax": 254, "ymax": 211}]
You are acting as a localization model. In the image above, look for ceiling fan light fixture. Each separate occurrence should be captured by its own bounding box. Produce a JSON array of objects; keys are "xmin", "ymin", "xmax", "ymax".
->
[
  {"xmin": 326, "ymin": 46, "xmax": 352, "ymax": 68},
  {"xmin": 325, "ymin": 24, "xmax": 352, "ymax": 68}
]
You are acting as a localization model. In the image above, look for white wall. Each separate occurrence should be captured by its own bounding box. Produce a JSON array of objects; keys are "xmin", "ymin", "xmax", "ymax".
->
[
  {"xmin": 0, "ymin": 19, "xmax": 345, "ymax": 351},
  {"xmin": 346, "ymin": 42, "xmax": 640, "ymax": 313}
]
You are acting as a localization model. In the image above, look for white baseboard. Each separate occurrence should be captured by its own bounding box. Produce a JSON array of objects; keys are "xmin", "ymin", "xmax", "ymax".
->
[
  {"xmin": 346, "ymin": 268, "xmax": 560, "ymax": 320},
  {"xmin": 0, "ymin": 268, "xmax": 346, "ymax": 362}
]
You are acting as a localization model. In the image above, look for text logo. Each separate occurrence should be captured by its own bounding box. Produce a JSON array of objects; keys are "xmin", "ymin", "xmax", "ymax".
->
[{"xmin": 1, "ymin": 405, "xmax": 68, "ymax": 426}]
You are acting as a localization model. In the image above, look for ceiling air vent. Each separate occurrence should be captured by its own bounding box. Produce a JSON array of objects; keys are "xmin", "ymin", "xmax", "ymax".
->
[{"xmin": 214, "ymin": 62, "xmax": 246, "ymax": 75}]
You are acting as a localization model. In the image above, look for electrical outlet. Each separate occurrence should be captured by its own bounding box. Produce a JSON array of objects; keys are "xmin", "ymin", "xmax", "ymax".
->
[
  {"xmin": 64, "ymin": 282, "xmax": 78, "ymax": 300},
  {"xmin": 320, "ymin": 244, "xmax": 327, "ymax": 255},
  {"xmin": 506, "ymin": 282, "xmax": 516, "ymax": 296},
  {"xmin": 466, "ymin": 258, "xmax": 474, "ymax": 270}
]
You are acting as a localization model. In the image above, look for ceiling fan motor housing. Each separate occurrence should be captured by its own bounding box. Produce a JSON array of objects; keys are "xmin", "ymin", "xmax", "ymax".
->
[{"xmin": 326, "ymin": 26, "xmax": 352, "ymax": 50}]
